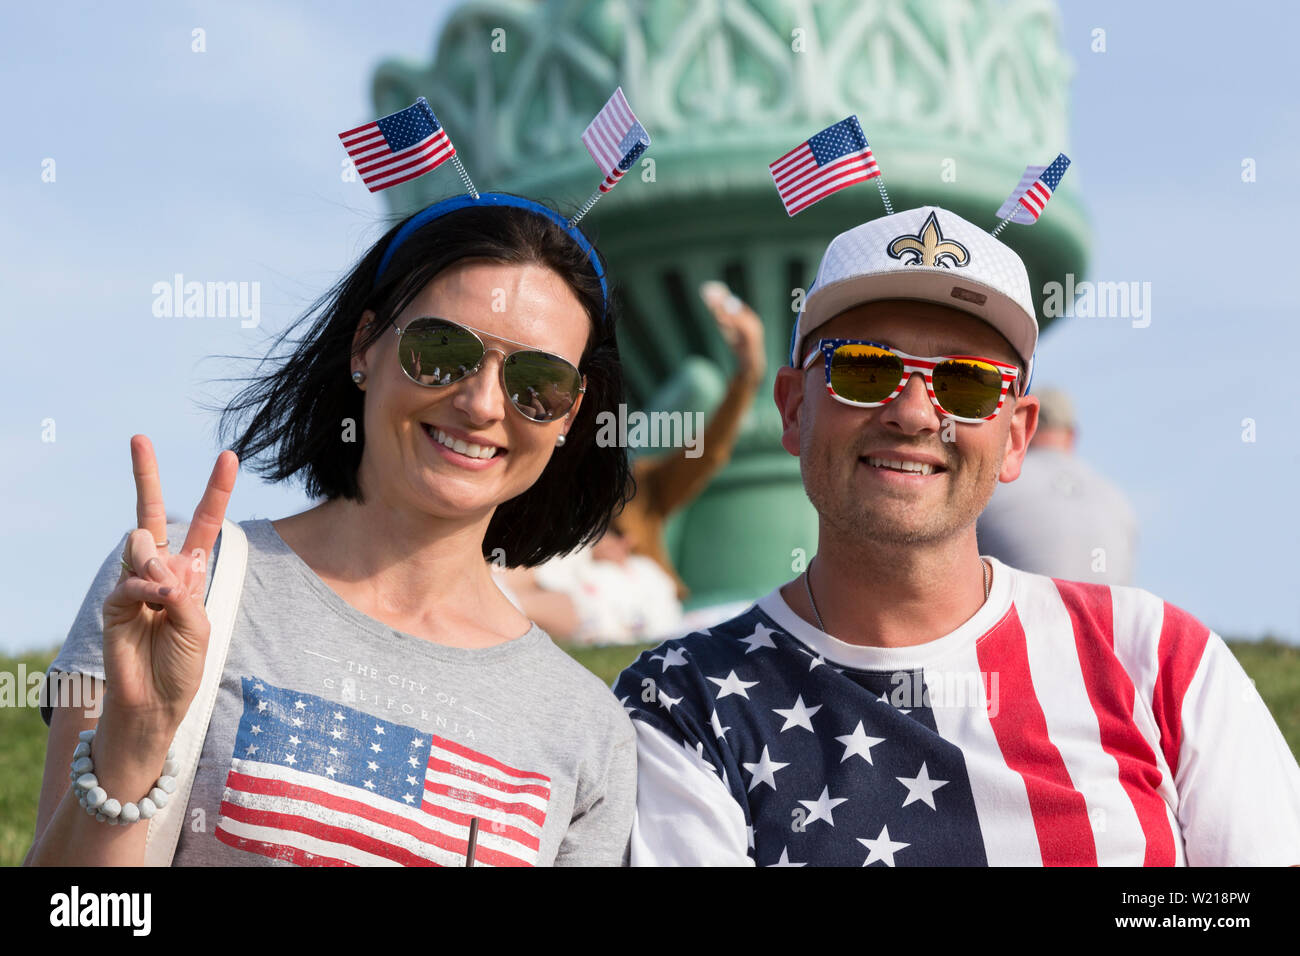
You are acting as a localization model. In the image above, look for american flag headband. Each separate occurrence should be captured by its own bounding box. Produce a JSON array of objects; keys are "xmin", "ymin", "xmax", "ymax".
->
[
  {"xmin": 342, "ymin": 92, "xmax": 650, "ymax": 330},
  {"xmin": 371, "ymin": 193, "xmax": 610, "ymax": 325}
]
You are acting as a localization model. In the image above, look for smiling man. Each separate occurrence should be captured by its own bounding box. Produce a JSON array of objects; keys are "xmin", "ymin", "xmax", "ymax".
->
[{"xmin": 613, "ymin": 205, "xmax": 1300, "ymax": 866}]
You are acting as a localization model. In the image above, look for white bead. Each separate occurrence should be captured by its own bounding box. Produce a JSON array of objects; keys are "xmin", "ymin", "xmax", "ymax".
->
[{"xmin": 69, "ymin": 726, "xmax": 186, "ymax": 827}]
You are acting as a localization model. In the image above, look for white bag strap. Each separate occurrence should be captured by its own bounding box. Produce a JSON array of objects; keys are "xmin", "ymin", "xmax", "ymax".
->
[{"xmin": 143, "ymin": 518, "xmax": 248, "ymax": 866}]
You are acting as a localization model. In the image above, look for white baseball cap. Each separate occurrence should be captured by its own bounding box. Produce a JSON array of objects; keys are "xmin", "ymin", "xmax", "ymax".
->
[{"xmin": 790, "ymin": 205, "xmax": 1039, "ymax": 391}]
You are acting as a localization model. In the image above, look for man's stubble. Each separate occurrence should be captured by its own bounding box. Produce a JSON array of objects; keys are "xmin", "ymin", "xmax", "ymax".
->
[{"xmin": 799, "ymin": 427, "xmax": 1005, "ymax": 549}]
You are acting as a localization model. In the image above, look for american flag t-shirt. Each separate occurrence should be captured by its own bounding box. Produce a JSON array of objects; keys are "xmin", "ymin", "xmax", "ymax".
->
[
  {"xmin": 614, "ymin": 562, "xmax": 1300, "ymax": 866},
  {"xmin": 213, "ymin": 677, "xmax": 551, "ymax": 866},
  {"xmin": 996, "ymin": 153, "xmax": 1071, "ymax": 224},
  {"xmin": 338, "ymin": 97, "xmax": 457, "ymax": 193},
  {"xmin": 769, "ymin": 116, "xmax": 881, "ymax": 216}
]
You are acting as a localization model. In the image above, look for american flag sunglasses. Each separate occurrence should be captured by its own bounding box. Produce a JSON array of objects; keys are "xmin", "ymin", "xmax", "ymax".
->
[{"xmin": 802, "ymin": 338, "xmax": 1020, "ymax": 423}]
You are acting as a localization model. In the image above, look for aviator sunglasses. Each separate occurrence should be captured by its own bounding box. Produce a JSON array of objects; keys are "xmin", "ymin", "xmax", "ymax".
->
[
  {"xmin": 392, "ymin": 317, "xmax": 586, "ymax": 423},
  {"xmin": 803, "ymin": 338, "xmax": 1020, "ymax": 423}
]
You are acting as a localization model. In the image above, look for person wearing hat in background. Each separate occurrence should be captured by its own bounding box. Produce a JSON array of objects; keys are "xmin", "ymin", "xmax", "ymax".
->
[
  {"xmin": 976, "ymin": 386, "xmax": 1138, "ymax": 585},
  {"xmin": 614, "ymin": 205, "xmax": 1300, "ymax": 866}
]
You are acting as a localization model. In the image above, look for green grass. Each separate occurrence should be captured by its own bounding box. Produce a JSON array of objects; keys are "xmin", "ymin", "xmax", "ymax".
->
[
  {"xmin": 1219, "ymin": 638, "xmax": 1300, "ymax": 757},
  {"xmin": 0, "ymin": 649, "xmax": 61, "ymax": 869},
  {"xmin": 564, "ymin": 642, "xmax": 656, "ymax": 686},
  {"xmin": 5, "ymin": 639, "xmax": 1297, "ymax": 868}
]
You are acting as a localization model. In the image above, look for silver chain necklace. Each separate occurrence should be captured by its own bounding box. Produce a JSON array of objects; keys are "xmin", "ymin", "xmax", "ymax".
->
[{"xmin": 802, "ymin": 556, "xmax": 990, "ymax": 634}]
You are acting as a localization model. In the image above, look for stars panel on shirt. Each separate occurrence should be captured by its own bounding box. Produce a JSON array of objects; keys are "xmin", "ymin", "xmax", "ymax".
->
[
  {"xmin": 743, "ymin": 746, "xmax": 789, "ymax": 792},
  {"xmin": 651, "ymin": 646, "xmax": 690, "ymax": 671},
  {"xmin": 739, "ymin": 623, "xmax": 778, "ymax": 654},
  {"xmin": 708, "ymin": 670, "xmax": 759, "ymax": 700},
  {"xmin": 232, "ymin": 681, "xmax": 426, "ymax": 806},
  {"xmin": 836, "ymin": 722, "xmax": 886, "ymax": 764},
  {"xmin": 768, "ymin": 846, "xmax": 805, "ymax": 867},
  {"xmin": 897, "ymin": 762, "xmax": 949, "ymax": 810},
  {"xmin": 773, "ymin": 695, "xmax": 821, "ymax": 733},
  {"xmin": 797, "ymin": 786, "xmax": 847, "ymax": 827},
  {"xmin": 858, "ymin": 825, "xmax": 910, "ymax": 867},
  {"xmin": 614, "ymin": 604, "xmax": 990, "ymax": 867}
]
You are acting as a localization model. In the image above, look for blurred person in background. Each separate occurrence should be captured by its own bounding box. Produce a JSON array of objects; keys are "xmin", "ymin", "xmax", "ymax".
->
[
  {"xmin": 498, "ymin": 280, "xmax": 766, "ymax": 644},
  {"xmin": 977, "ymin": 386, "xmax": 1137, "ymax": 585}
]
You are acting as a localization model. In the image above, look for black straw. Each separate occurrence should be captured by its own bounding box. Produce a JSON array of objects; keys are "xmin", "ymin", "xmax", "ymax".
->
[{"xmin": 465, "ymin": 817, "xmax": 479, "ymax": 867}]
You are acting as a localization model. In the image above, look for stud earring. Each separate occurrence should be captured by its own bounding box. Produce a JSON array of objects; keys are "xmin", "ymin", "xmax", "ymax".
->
[
  {"xmin": 351, "ymin": 370, "xmax": 365, "ymax": 385},
  {"xmin": 555, "ymin": 434, "xmax": 566, "ymax": 447}
]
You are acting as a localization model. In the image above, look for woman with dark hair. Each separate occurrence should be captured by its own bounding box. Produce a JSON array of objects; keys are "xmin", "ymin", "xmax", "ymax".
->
[{"xmin": 27, "ymin": 194, "xmax": 639, "ymax": 867}]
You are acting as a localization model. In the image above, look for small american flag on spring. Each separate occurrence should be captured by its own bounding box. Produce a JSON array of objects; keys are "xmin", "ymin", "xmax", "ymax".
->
[
  {"xmin": 769, "ymin": 116, "xmax": 882, "ymax": 216},
  {"xmin": 569, "ymin": 87, "xmax": 652, "ymax": 225},
  {"xmin": 581, "ymin": 87, "xmax": 651, "ymax": 193},
  {"xmin": 213, "ymin": 676, "xmax": 551, "ymax": 866},
  {"xmin": 338, "ymin": 97, "xmax": 457, "ymax": 193},
  {"xmin": 996, "ymin": 153, "xmax": 1072, "ymax": 225}
]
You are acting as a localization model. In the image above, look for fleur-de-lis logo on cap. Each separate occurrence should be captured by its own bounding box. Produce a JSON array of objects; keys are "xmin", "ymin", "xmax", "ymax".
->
[{"xmin": 887, "ymin": 211, "xmax": 970, "ymax": 268}]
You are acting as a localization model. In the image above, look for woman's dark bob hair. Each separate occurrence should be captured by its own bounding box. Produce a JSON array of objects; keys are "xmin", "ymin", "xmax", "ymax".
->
[{"xmin": 218, "ymin": 198, "xmax": 633, "ymax": 568}]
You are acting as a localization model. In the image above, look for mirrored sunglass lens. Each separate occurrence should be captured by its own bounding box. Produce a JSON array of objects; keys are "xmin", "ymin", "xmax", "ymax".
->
[
  {"xmin": 828, "ymin": 345, "xmax": 903, "ymax": 403},
  {"xmin": 932, "ymin": 359, "xmax": 1004, "ymax": 418},
  {"xmin": 400, "ymin": 319, "xmax": 483, "ymax": 385},
  {"xmin": 503, "ymin": 352, "xmax": 581, "ymax": 421}
]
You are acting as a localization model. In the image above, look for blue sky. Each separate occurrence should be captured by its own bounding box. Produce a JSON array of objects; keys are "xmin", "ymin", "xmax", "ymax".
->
[{"xmin": 2, "ymin": 0, "xmax": 1297, "ymax": 654}]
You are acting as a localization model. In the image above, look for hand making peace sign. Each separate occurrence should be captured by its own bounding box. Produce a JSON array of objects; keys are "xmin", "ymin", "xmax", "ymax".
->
[{"xmin": 100, "ymin": 435, "xmax": 238, "ymax": 734}]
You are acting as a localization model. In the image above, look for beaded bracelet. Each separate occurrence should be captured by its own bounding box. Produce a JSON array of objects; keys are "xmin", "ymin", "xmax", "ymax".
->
[{"xmin": 69, "ymin": 728, "xmax": 180, "ymax": 826}]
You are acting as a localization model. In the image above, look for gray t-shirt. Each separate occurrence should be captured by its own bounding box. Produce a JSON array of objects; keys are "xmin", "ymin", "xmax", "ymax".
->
[
  {"xmin": 977, "ymin": 447, "xmax": 1138, "ymax": 585},
  {"xmin": 47, "ymin": 518, "xmax": 636, "ymax": 867}
]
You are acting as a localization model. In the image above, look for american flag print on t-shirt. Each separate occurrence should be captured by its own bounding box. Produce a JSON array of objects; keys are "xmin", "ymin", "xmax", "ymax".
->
[
  {"xmin": 214, "ymin": 677, "xmax": 551, "ymax": 866},
  {"xmin": 614, "ymin": 569, "xmax": 1300, "ymax": 866}
]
